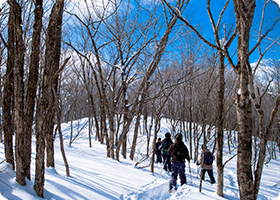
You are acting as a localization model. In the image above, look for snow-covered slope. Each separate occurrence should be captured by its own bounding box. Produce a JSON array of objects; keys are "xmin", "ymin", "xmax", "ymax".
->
[{"xmin": 0, "ymin": 118, "xmax": 279, "ymax": 199}]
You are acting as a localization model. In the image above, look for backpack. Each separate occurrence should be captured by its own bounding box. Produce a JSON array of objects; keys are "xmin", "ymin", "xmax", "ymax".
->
[
  {"xmin": 174, "ymin": 144, "xmax": 186, "ymax": 161},
  {"xmin": 161, "ymin": 140, "xmax": 172, "ymax": 155},
  {"xmin": 204, "ymin": 152, "xmax": 213, "ymax": 165}
]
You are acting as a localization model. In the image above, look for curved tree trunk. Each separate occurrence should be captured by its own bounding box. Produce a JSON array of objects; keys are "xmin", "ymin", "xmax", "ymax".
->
[{"xmin": 129, "ymin": 92, "xmax": 146, "ymax": 160}]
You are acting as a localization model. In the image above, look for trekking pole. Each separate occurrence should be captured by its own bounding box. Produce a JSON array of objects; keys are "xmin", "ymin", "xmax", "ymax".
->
[
  {"xmin": 196, "ymin": 164, "xmax": 199, "ymax": 178},
  {"xmin": 158, "ymin": 158, "xmax": 167, "ymax": 178},
  {"xmin": 188, "ymin": 161, "xmax": 192, "ymax": 186}
]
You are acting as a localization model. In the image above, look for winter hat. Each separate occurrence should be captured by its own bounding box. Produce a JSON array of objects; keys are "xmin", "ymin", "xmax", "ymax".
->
[
  {"xmin": 175, "ymin": 133, "xmax": 183, "ymax": 141},
  {"xmin": 165, "ymin": 132, "xmax": 171, "ymax": 138}
]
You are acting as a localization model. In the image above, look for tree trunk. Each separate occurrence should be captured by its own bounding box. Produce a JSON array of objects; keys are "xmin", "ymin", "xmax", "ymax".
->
[
  {"xmin": 199, "ymin": 128, "xmax": 207, "ymax": 192},
  {"xmin": 121, "ymin": 73, "xmax": 128, "ymax": 159},
  {"xmin": 57, "ymin": 107, "xmax": 70, "ymax": 177},
  {"xmin": 34, "ymin": 0, "xmax": 65, "ymax": 197},
  {"xmin": 189, "ymin": 78, "xmax": 193, "ymax": 159},
  {"xmin": 3, "ymin": 0, "xmax": 15, "ymax": 169},
  {"xmin": 69, "ymin": 119, "xmax": 73, "ymax": 146},
  {"xmin": 233, "ymin": 1, "xmax": 256, "ymax": 199},
  {"xmin": 0, "ymin": 44, "xmax": 3, "ymax": 143},
  {"xmin": 23, "ymin": 0, "xmax": 43, "ymax": 180},
  {"xmin": 108, "ymin": 114, "xmax": 115, "ymax": 159},
  {"xmin": 236, "ymin": 62, "xmax": 254, "ymax": 200},
  {"xmin": 253, "ymin": 97, "xmax": 280, "ymax": 199},
  {"xmin": 45, "ymin": 0, "xmax": 64, "ymax": 168},
  {"xmin": 151, "ymin": 117, "xmax": 161, "ymax": 173},
  {"xmin": 130, "ymin": 93, "xmax": 146, "ymax": 160},
  {"xmin": 130, "ymin": 109, "xmax": 141, "ymax": 160},
  {"xmin": 9, "ymin": 0, "xmax": 25, "ymax": 186},
  {"xmin": 88, "ymin": 115, "xmax": 92, "ymax": 148},
  {"xmin": 227, "ymin": 130, "xmax": 231, "ymax": 154},
  {"xmin": 216, "ymin": 52, "xmax": 225, "ymax": 197}
]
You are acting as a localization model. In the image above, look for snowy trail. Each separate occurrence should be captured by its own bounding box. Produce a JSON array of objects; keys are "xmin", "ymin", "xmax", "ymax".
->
[
  {"xmin": 121, "ymin": 167, "xmax": 226, "ymax": 200},
  {"xmin": 0, "ymin": 118, "xmax": 280, "ymax": 199}
]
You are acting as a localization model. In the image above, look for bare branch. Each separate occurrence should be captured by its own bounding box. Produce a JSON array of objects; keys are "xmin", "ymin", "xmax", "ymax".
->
[
  {"xmin": 249, "ymin": 16, "xmax": 280, "ymax": 56},
  {"xmin": 161, "ymin": 0, "xmax": 220, "ymax": 51},
  {"xmin": 51, "ymin": 56, "xmax": 71, "ymax": 83},
  {"xmin": 253, "ymin": 37, "xmax": 280, "ymax": 75},
  {"xmin": 223, "ymin": 154, "xmax": 237, "ymax": 167},
  {"xmin": 266, "ymin": 96, "xmax": 280, "ymax": 135},
  {"xmin": 217, "ymin": 0, "xmax": 230, "ymax": 30},
  {"xmin": 0, "ymin": 32, "xmax": 7, "ymax": 48}
]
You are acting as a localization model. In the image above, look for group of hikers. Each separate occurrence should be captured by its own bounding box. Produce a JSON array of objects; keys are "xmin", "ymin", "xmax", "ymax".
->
[{"xmin": 155, "ymin": 132, "xmax": 216, "ymax": 192}]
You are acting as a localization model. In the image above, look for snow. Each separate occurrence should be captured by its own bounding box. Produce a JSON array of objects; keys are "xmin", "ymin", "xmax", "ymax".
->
[{"xmin": 0, "ymin": 117, "xmax": 280, "ymax": 200}]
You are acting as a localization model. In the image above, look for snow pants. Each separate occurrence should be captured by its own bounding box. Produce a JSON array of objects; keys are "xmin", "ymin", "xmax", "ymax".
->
[
  {"xmin": 156, "ymin": 151, "xmax": 162, "ymax": 163},
  {"xmin": 202, "ymin": 169, "xmax": 216, "ymax": 184},
  {"xmin": 170, "ymin": 161, "xmax": 186, "ymax": 190},
  {"xmin": 162, "ymin": 154, "xmax": 171, "ymax": 172}
]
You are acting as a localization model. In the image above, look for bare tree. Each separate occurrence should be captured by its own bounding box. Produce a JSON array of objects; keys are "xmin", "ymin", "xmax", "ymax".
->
[
  {"xmin": 3, "ymin": 0, "xmax": 15, "ymax": 170},
  {"xmin": 115, "ymin": 1, "xmax": 181, "ymax": 161},
  {"xmin": 0, "ymin": 4, "xmax": 8, "ymax": 144},
  {"xmin": 23, "ymin": 0, "xmax": 43, "ymax": 181},
  {"xmin": 34, "ymin": 0, "xmax": 65, "ymax": 197},
  {"xmin": 8, "ymin": 0, "xmax": 25, "ymax": 186}
]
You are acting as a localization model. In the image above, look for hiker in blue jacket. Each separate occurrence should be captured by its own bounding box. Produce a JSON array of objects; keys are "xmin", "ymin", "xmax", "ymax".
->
[
  {"xmin": 160, "ymin": 132, "xmax": 173, "ymax": 172},
  {"xmin": 196, "ymin": 145, "xmax": 216, "ymax": 184}
]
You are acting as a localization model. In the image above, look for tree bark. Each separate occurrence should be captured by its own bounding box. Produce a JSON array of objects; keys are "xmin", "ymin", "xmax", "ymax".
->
[
  {"xmin": 151, "ymin": 116, "xmax": 161, "ymax": 173},
  {"xmin": 129, "ymin": 89, "xmax": 146, "ymax": 160},
  {"xmin": 232, "ymin": 1, "xmax": 256, "ymax": 199},
  {"xmin": 0, "ymin": 43, "xmax": 3, "ymax": 143},
  {"xmin": 88, "ymin": 115, "xmax": 92, "ymax": 148},
  {"xmin": 216, "ymin": 52, "xmax": 225, "ymax": 197},
  {"xmin": 9, "ymin": 0, "xmax": 26, "ymax": 186},
  {"xmin": 45, "ymin": 0, "xmax": 64, "ymax": 167},
  {"xmin": 57, "ymin": 106, "xmax": 70, "ymax": 177},
  {"xmin": 34, "ymin": 0, "xmax": 64, "ymax": 197},
  {"xmin": 23, "ymin": 0, "xmax": 43, "ymax": 180},
  {"xmin": 252, "ymin": 95, "xmax": 280, "ymax": 199},
  {"xmin": 3, "ymin": 0, "xmax": 15, "ymax": 169}
]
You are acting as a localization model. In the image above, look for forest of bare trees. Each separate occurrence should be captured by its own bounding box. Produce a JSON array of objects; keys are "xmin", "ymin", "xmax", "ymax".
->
[{"xmin": 0, "ymin": 0, "xmax": 279, "ymax": 199}]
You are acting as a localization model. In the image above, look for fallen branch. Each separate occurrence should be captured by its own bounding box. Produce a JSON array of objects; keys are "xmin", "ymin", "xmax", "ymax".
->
[{"xmin": 135, "ymin": 151, "xmax": 153, "ymax": 167}]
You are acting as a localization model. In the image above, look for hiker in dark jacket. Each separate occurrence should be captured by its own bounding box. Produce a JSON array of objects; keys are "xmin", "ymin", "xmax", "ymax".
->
[
  {"xmin": 155, "ymin": 137, "xmax": 162, "ymax": 163},
  {"xmin": 196, "ymin": 145, "xmax": 216, "ymax": 184},
  {"xmin": 160, "ymin": 132, "xmax": 173, "ymax": 172},
  {"xmin": 168, "ymin": 133, "xmax": 190, "ymax": 192}
]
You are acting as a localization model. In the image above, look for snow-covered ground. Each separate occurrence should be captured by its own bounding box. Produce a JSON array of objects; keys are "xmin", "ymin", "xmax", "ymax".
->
[{"xmin": 0, "ymin": 117, "xmax": 279, "ymax": 200}]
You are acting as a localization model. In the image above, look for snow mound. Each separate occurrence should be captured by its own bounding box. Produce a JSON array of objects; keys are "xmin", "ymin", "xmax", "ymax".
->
[{"xmin": 0, "ymin": 163, "xmax": 39, "ymax": 200}]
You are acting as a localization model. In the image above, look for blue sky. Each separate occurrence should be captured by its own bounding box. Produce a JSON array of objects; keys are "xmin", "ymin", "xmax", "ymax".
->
[
  {"xmin": 65, "ymin": 0, "xmax": 279, "ymax": 65},
  {"xmin": 183, "ymin": 0, "xmax": 280, "ymax": 63}
]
